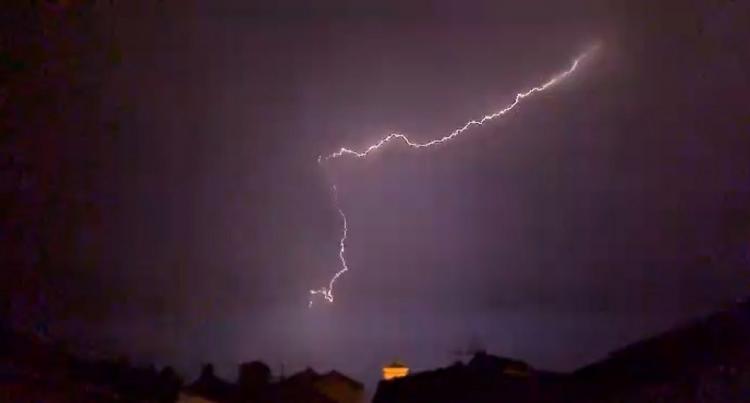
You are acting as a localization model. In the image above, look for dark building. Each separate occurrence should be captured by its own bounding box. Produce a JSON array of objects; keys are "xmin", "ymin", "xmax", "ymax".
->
[
  {"xmin": 374, "ymin": 299, "xmax": 750, "ymax": 403},
  {"xmin": 182, "ymin": 364, "xmax": 236, "ymax": 402},
  {"xmin": 179, "ymin": 365, "xmax": 363, "ymax": 403},
  {"xmin": 278, "ymin": 368, "xmax": 364, "ymax": 403},
  {"xmin": 373, "ymin": 352, "xmax": 567, "ymax": 403},
  {"xmin": 571, "ymin": 298, "xmax": 750, "ymax": 402},
  {"xmin": 0, "ymin": 322, "xmax": 181, "ymax": 402}
]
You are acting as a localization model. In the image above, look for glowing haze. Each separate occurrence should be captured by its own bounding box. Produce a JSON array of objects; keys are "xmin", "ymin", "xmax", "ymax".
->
[{"xmin": 310, "ymin": 44, "xmax": 600, "ymax": 306}]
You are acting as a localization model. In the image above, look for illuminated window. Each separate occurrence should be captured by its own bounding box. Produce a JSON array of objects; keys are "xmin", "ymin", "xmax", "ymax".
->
[{"xmin": 382, "ymin": 361, "xmax": 409, "ymax": 380}]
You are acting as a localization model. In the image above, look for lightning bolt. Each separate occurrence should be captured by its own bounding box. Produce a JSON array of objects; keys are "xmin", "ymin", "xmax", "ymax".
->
[
  {"xmin": 309, "ymin": 184, "xmax": 349, "ymax": 305},
  {"xmin": 309, "ymin": 45, "xmax": 599, "ymax": 306}
]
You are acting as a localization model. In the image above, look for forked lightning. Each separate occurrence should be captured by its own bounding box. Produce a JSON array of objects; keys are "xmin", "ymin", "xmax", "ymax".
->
[{"xmin": 309, "ymin": 45, "xmax": 599, "ymax": 306}]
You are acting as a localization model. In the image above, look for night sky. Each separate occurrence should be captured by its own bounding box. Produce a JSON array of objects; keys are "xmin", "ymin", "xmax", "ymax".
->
[{"xmin": 2, "ymin": 0, "xmax": 750, "ymax": 390}]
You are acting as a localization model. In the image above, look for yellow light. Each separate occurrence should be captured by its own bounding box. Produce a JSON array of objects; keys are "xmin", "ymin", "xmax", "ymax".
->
[{"xmin": 382, "ymin": 362, "xmax": 409, "ymax": 380}]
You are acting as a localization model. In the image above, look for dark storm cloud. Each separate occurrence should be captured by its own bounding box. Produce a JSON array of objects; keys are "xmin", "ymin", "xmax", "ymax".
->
[{"xmin": 2, "ymin": 0, "xmax": 749, "ymax": 390}]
